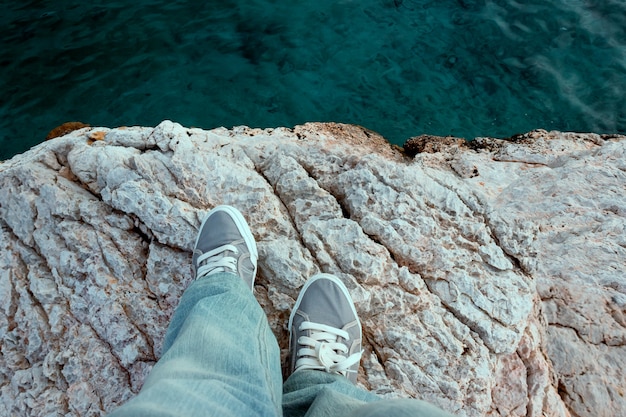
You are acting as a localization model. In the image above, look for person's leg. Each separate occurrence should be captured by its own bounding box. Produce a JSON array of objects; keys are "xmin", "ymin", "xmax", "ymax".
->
[
  {"xmin": 283, "ymin": 273, "xmax": 455, "ymax": 417},
  {"xmin": 108, "ymin": 206, "xmax": 282, "ymax": 417},
  {"xmin": 283, "ymin": 370, "xmax": 455, "ymax": 417},
  {"xmin": 282, "ymin": 369, "xmax": 378, "ymax": 417},
  {"xmin": 349, "ymin": 398, "xmax": 456, "ymax": 417}
]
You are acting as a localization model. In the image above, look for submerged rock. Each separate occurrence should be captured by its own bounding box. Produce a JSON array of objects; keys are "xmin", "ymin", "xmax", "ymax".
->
[{"xmin": 0, "ymin": 121, "xmax": 624, "ymax": 417}]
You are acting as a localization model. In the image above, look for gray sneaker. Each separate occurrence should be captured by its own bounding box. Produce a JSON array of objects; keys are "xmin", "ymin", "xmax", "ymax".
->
[
  {"xmin": 288, "ymin": 273, "xmax": 363, "ymax": 383},
  {"xmin": 192, "ymin": 205, "xmax": 258, "ymax": 289}
]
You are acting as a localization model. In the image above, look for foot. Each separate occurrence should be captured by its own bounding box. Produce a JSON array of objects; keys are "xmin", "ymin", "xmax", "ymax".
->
[
  {"xmin": 288, "ymin": 273, "xmax": 363, "ymax": 383},
  {"xmin": 192, "ymin": 205, "xmax": 258, "ymax": 289}
]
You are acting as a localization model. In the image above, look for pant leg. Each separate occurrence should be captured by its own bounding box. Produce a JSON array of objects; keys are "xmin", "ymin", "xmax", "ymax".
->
[
  {"xmin": 282, "ymin": 370, "xmax": 455, "ymax": 417},
  {"xmin": 108, "ymin": 273, "xmax": 283, "ymax": 417},
  {"xmin": 282, "ymin": 370, "xmax": 378, "ymax": 417},
  {"xmin": 349, "ymin": 399, "xmax": 456, "ymax": 417}
]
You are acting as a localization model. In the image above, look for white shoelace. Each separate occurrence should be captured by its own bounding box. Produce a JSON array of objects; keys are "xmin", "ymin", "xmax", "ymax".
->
[
  {"xmin": 295, "ymin": 321, "xmax": 362, "ymax": 376},
  {"xmin": 196, "ymin": 244, "xmax": 239, "ymax": 279}
]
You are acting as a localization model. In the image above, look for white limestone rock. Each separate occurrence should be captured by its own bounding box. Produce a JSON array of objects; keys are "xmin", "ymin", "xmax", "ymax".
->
[{"xmin": 1, "ymin": 121, "xmax": 624, "ymax": 417}]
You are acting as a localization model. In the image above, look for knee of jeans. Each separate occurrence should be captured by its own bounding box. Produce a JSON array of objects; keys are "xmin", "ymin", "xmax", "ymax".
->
[{"xmin": 351, "ymin": 398, "xmax": 455, "ymax": 417}]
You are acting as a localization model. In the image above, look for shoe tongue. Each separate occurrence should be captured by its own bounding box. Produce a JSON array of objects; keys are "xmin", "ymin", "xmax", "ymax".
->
[{"xmin": 207, "ymin": 236, "xmax": 242, "ymax": 254}]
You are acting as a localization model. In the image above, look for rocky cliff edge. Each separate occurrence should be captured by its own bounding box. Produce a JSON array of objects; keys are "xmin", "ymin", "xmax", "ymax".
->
[{"xmin": 1, "ymin": 121, "xmax": 625, "ymax": 417}]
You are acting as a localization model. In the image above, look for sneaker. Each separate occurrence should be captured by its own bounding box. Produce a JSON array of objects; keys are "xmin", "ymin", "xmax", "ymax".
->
[
  {"xmin": 288, "ymin": 273, "xmax": 363, "ymax": 383},
  {"xmin": 192, "ymin": 205, "xmax": 258, "ymax": 289}
]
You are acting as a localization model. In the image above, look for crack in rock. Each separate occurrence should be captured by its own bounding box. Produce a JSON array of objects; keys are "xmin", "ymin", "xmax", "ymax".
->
[{"xmin": 1, "ymin": 121, "xmax": 624, "ymax": 417}]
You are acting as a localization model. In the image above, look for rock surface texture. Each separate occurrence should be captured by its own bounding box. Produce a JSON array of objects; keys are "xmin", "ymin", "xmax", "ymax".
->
[{"xmin": 1, "ymin": 121, "xmax": 625, "ymax": 417}]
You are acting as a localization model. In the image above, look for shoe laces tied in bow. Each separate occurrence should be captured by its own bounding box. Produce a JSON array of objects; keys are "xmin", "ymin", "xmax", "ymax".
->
[{"xmin": 295, "ymin": 321, "xmax": 362, "ymax": 376}]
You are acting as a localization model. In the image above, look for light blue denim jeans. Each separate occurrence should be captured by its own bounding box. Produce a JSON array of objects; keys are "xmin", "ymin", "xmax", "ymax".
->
[{"xmin": 108, "ymin": 273, "xmax": 455, "ymax": 417}]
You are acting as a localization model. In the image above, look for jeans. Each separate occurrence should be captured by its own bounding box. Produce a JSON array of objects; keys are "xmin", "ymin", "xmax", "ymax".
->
[{"xmin": 108, "ymin": 273, "xmax": 455, "ymax": 417}]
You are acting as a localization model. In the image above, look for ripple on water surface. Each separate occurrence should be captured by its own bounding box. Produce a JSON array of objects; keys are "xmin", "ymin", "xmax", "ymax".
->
[{"xmin": 1, "ymin": 0, "xmax": 625, "ymax": 159}]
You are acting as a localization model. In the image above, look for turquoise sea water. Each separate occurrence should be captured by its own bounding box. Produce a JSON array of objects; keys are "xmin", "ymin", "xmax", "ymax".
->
[{"xmin": 1, "ymin": 0, "xmax": 625, "ymax": 160}]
